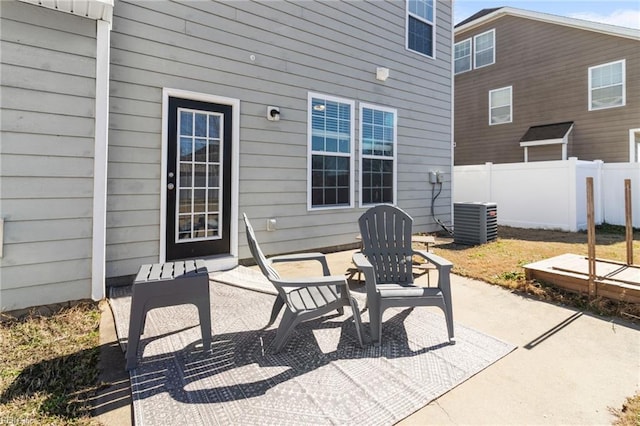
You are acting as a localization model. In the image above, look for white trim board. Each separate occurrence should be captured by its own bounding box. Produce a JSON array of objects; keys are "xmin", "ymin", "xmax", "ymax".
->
[{"xmin": 91, "ymin": 19, "xmax": 111, "ymax": 301}]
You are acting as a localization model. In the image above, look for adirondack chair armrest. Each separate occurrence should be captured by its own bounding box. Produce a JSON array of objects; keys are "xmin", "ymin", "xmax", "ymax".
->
[
  {"xmin": 272, "ymin": 274, "xmax": 348, "ymax": 289},
  {"xmin": 352, "ymin": 252, "xmax": 380, "ymax": 295},
  {"xmin": 269, "ymin": 252, "xmax": 331, "ymax": 276},
  {"xmin": 352, "ymin": 252, "xmax": 372, "ymax": 270}
]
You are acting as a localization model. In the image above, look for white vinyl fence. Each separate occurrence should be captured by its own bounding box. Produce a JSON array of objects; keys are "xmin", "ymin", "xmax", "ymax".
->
[{"xmin": 453, "ymin": 158, "xmax": 640, "ymax": 232}]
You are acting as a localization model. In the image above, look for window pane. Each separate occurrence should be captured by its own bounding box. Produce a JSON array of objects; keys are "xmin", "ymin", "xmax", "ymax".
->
[
  {"xmin": 592, "ymin": 86, "xmax": 623, "ymax": 108},
  {"xmin": 194, "ymin": 164, "xmax": 206, "ymax": 187},
  {"xmin": 309, "ymin": 95, "xmax": 353, "ymax": 207},
  {"xmin": 208, "ymin": 164, "xmax": 219, "ymax": 187},
  {"xmin": 179, "ymin": 163, "xmax": 192, "ymax": 187},
  {"xmin": 590, "ymin": 61, "xmax": 624, "ymax": 110},
  {"xmin": 194, "ymin": 139, "xmax": 207, "ymax": 162},
  {"xmin": 409, "ymin": 0, "xmax": 433, "ymax": 21},
  {"xmin": 180, "ymin": 111, "xmax": 193, "ymax": 136},
  {"xmin": 474, "ymin": 31, "xmax": 494, "ymax": 68},
  {"xmin": 208, "ymin": 189, "xmax": 219, "ymax": 211},
  {"xmin": 180, "ymin": 137, "xmax": 193, "ymax": 162},
  {"xmin": 208, "ymin": 140, "xmax": 220, "ymax": 163},
  {"xmin": 454, "ymin": 40, "xmax": 471, "ymax": 74},
  {"xmin": 408, "ymin": 16, "xmax": 433, "ymax": 57},
  {"xmin": 179, "ymin": 189, "xmax": 192, "ymax": 213},
  {"xmin": 310, "ymin": 154, "xmax": 350, "ymax": 207},
  {"xmin": 194, "ymin": 113, "xmax": 207, "ymax": 137},
  {"xmin": 207, "ymin": 214, "xmax": 219, "ymax": 237},
  {"xmin": 209, "ymin": 115, "xmax": 220, "ymax": 138},
  {"xmin": 193, "ymin": 189, "xmax": 206, "ymax": 213},
  {"xmin": 178, "ymin": 215, "xmax": 192, "ymax": 240},
  {"xmin": 491, "ymin": 89, "xmax": 510, "ymax": 107},
  {"xmin": 491, "ymin": 106, "xmax": 511, "ymax": 124},
  {"xmin": 361, "ymin": 106, "xmax": 396, "ymax": 205},
  {"xmin": 476, "ymin": 50, "xmax": 493, "ymax": 68}
]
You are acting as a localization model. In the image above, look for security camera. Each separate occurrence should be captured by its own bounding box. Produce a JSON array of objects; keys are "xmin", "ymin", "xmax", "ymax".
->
[{"xmin": 267, "ymin": 106, "xmax": 280, "ymax": 121}]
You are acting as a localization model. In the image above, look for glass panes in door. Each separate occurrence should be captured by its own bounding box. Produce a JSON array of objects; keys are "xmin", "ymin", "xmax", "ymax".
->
[{"xmin": 177, "ymin": 108, "xmax": 223, "ymax": 242}]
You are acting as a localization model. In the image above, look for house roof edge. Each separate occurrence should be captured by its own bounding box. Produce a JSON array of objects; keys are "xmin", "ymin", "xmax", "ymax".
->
[{"xmin": 455, "ymin": 7, "xmax": 640, "ymax": 41}]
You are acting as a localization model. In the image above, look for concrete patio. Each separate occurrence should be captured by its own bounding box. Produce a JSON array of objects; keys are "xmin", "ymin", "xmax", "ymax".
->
[{"xmin": 94, "ymin": 248, "xmax": 640, "ymax": 425}]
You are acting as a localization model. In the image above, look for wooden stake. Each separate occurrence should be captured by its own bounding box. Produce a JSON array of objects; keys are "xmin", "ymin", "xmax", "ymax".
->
[
  {"xmin": 586, "ymin": 177, "xmax": 596, "ymax": 298},
  {"xmin": 625, "ymin": 179, "xmax": 633, "ymax": 265}
]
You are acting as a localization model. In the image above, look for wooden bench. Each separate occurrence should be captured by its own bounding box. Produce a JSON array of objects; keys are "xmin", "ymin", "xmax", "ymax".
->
[{"xmin": 125, "ymin": 260, "xmax": 211, "ymax": 370}]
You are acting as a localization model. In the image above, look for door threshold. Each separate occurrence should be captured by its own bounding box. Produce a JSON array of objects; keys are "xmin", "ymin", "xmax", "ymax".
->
[{"xmin": 199, "ymin": 255, "xmax": 237, "ymax": 272}]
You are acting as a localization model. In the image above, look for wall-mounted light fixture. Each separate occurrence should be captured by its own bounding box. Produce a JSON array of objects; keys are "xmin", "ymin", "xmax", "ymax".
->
[
  {"xmin": 267, "ymin": 106, "xmax": 280, "ymax": 121},
  {"xmin": 376, "ymin": 67, "xmax": 390, "ymax": 81}
]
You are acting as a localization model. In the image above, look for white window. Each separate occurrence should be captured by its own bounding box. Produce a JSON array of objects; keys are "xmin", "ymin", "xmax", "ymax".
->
[
  {"xmin": 474, "ymin": 29, "xmax": 495, "ymax": 69},
  {"xmin": 406, "ymin": 0, "xmax": 435, "ymax": 58},
  {"xmin": 360, "ymin": 104, "xmax": 397, "ymax": 206},
  {"xmin": 454, "ymin": 38, "xmax": 472, "ymax": 74},
  {"xmin": 308, "ymin": 93, "xmax": 354, "ymax": 209},
  {"xmin": 489, "ymin": 86, "xmax": 512, "ymax": 125},
  {"xmin": 589, "ymin": 59, "xmax": 625, "ymax": 111}
]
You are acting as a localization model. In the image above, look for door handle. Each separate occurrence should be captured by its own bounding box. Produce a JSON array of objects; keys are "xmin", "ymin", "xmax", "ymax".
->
[{"xmin": 167, "ymin": 183, "xmax": 175, "ymax": 190}]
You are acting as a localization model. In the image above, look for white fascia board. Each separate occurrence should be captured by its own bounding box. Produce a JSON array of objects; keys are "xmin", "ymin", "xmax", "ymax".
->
[
  {"xmin": 520, "ymin": 138, "xmax": 566, "ymax": 147},
  {"xmin": 456, "ymin": 7, "xmax": 640, "ymax": 41}
]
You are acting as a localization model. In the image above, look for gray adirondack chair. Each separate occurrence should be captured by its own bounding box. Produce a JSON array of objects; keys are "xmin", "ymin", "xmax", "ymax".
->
[
  {"xmin": 353, "ymin": 204, "xmax": 455, "ymax": 345},
  {"xmin": 243, "ymin": 213, "xmax": 363, "ymax": 352}
]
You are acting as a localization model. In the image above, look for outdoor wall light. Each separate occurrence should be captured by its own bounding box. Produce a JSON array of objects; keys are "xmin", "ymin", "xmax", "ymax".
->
[{"xmin": 267, "ymin": 106, "xmax": 280, "ymax": 121}]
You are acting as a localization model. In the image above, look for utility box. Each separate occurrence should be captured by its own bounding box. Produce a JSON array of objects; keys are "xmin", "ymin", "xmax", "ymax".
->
[{"xmin": 454, "ymin": 202, "xmax": 498, "ymax": 245}]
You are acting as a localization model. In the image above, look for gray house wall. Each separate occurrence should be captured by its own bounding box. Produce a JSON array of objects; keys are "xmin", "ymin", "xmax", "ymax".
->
[
  {"xmin": 106, "ymin": 0, "xmax": 453, "ymax": 278},
  {"xmin": 454, "ymin": 15, "xmax": 640, "ymax": 165},
  {"xmin": 0, "ymin": 1, "xmax": 96, "ymax": 310}
]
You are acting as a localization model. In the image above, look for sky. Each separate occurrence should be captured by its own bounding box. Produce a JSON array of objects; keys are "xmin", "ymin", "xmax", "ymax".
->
[{"xmin": 453, "ymin": 0, "xmax": 640, "ymax": 29}]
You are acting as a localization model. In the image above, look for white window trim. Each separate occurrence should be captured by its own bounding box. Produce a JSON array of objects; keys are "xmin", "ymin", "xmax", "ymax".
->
[
  {"xmin": 588, "ymin": 59, "xmax": 626, "ymax": 111},
  {"xmin": 489, "ymin": 86, "xmax": 512, "ymax": 126},
  {"xmin": 405, "ymin": 0, "xmax": 436, "ymax": 59},
  {"xmin": 454, "ymin": 38, "xmax": 472, "ymax": 74},
  {"xmin": 359, "ymin": 103, "xmax": 398, "ymax": 208},
  {"xmin": 307, "ymin": 92, "xmax": 355, "ymax": 211},
  {"xmin": 473, "ymin": 29, "xmax": 495, "ymax": 69}
]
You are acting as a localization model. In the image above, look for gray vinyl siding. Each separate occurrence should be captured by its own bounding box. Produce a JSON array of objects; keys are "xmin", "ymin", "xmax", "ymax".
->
[
  {"xmin": 0, "ymin": 1, "xmax": 96, "ymax": 310},
  {"xmin": 106, "ymin": 0, "xmax": 452, "ymax": 275},
  {"xmin": 455, "ymin": 16, "xmax": 640, "ymax": 165}
]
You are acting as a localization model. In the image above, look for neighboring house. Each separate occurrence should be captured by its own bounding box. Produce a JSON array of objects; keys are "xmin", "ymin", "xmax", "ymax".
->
[
  {"xmin": 453, "ymin": 7, "xmax": 640, "ymax": 166},
  {"xmin": 0, "ymin": 0, "xmax": 453, "ymax": 311}
]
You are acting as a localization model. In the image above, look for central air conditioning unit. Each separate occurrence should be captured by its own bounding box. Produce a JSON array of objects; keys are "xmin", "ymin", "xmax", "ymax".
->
[{"xmin": 454, "ymin": 202, "xmax": 498, "ymax": 245}]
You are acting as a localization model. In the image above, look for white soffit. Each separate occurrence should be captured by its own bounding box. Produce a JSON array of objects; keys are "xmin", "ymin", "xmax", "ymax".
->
[{"xmin": 19, "ymin": 0, "xmax": 113, "ymax": 24}]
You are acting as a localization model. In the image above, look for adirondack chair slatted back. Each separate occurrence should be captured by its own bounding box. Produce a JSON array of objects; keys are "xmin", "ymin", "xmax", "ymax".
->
[
  {"xmin": 359, "ymin": 205, "xmax": 414, "ymax": 284},
  {"xmin": 243, "ymin": 214, "xmax": 281, "ymax": 281}
]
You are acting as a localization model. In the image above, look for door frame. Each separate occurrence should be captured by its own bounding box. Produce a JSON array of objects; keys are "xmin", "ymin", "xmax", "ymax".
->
[{"xmin": 160, "ymin": 88, "xmax": 240, "ymax": 270}]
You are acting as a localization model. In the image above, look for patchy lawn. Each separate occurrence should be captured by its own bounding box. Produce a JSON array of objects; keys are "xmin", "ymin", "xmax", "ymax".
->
[
  {"xmin": 0, "ymin": 302, "xmax": 102, "ymax": 425},
  {"xmin": 426, "ymin": 225, "xmax": 640, "ymax": 321}
]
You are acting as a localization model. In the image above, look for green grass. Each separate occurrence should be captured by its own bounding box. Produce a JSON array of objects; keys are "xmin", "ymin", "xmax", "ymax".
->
[{"xmin": 0, "ymin": 302, "xmax": 102, "ymax": 425}]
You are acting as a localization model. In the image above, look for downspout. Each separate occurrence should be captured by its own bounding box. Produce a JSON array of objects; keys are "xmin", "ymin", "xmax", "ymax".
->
[{"xmin": 91, "ymin": 19, "xmax": 111, "ymax": 301}]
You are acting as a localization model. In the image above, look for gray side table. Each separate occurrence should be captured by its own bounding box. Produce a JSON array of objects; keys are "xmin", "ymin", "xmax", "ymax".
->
[{"xmin": 125, "ymin": 259, "xmax": 211, "ymax": 370}]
